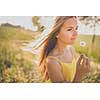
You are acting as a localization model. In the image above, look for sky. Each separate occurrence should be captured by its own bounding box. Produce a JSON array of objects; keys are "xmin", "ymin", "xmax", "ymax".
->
[
  {"xmin": 0, "ymin": 16, "xmax": 100, "ymax": 35},
  {"xmin": 0, "ymin": 16, "xmax": 34, "ymax": 30}
]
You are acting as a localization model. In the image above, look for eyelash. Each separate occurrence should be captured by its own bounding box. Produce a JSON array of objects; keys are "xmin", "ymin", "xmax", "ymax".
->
[
  {"xmin": 67, "ymin": 27, "xmax": 78, "ymax": 31},
  {"xmin": 67, "ymin": 29, "xmax": 72, "ymax": 31}
]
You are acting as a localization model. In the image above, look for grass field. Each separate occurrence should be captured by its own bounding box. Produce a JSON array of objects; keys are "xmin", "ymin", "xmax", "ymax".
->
[
  {"xmin": 0, "ymin": 25, "xmax": 42, "ymax": 82},
  {"xmin": 73, "ymin": 34, "xmax": 100, "ymax": 63},
  {"xmin": 0, "ymin": 25, "xmax": 100, "ymax": 82},
  {"xmin": 73, "ymin": 34, "xmax": 100, "ymax": 82}
]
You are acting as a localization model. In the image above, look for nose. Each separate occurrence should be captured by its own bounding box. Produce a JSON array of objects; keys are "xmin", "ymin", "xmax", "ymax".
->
[{"xmin": 73, "ymin": 30, "xmax": 78, "ymax": 36}]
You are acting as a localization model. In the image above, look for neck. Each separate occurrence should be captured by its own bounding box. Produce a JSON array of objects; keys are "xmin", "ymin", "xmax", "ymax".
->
[{"xmin": 54, "ymin": 39, "xmax": 68, "ymax": 55}]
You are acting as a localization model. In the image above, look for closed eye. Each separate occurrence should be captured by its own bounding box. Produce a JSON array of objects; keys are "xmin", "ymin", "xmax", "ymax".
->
[{"xmin": 67, "ymin": 28, "xmax": 73, "ymax": 31}]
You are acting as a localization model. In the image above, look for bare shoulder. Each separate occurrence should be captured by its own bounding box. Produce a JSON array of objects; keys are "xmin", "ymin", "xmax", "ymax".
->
[{"xmin": 46, "ymin": 56, "xmax": 61, "ymax": 70}]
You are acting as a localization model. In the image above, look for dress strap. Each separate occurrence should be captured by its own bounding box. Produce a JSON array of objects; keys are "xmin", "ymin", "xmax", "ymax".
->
[{"xmin": 47, "ymin": 56, "xmax": 61, "ymax": 64}]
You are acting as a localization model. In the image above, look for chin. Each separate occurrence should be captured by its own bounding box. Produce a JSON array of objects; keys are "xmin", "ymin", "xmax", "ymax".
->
[{"xmin": 70, "ymin": 41, "xmax": 76, "ymax": 45}]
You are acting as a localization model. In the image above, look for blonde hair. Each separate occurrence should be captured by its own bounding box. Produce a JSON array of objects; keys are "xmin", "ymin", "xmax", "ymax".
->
[{"xmin": 38, "ymin": 16, "xmax": 77, "ymax": 81}]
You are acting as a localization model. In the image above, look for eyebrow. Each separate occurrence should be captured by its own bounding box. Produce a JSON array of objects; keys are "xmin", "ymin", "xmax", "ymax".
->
[{"xmin": 65, "ymin": 26, "xmax": 78, "ymax": 29}]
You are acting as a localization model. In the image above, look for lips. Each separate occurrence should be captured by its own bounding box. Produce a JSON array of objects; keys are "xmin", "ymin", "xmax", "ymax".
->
[{"xmin": 71, "ymin": 38, "xmax": 76, "ymax": 40}]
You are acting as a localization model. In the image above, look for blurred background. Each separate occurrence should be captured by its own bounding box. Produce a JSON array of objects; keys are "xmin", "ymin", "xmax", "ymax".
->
[{"xmin": 0, "ymin": 16, "xmax": 100, "ymax": 83}]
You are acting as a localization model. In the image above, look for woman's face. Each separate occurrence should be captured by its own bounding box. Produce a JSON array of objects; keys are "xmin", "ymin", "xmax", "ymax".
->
[{"xmin": 57, "ymin": 17, "xmax": 78, "ymax": 45}]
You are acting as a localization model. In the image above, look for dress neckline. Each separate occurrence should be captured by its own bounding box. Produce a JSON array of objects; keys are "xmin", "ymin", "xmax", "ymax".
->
[{"xmin": 47, "ymin": 55, "xmax": 75, "ymax": 65}]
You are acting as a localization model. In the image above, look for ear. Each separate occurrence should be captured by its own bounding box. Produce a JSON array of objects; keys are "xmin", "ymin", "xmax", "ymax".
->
[{"xmin": 56, "ymin": 35, "xmax": 59, "ymax": 38}]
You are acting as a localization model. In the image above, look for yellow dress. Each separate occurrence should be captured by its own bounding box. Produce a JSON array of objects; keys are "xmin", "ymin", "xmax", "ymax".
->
[{"xmin": 46, "ymin": 55, "xmax": 76, "ymax": 83}]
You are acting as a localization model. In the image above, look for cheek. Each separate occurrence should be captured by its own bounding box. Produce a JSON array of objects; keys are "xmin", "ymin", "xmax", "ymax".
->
[
  {"xmin": 64, "ymin": 31, "xmax": 72, "ymax": 38},
  {"xmin": 59, "ymin": 32, "xmax": 72, "ymax": 41}
]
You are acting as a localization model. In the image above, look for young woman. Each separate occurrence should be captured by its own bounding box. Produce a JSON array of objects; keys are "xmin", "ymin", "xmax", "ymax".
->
[{"xmin": 38, "ymin": 16, "xmax": 91, "ymax": 83}]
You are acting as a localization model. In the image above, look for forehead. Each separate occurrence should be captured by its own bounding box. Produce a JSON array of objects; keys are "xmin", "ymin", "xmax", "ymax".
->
[{"xmin": 62, "ymin": 17, "xmax": 77, "ymax": 28}]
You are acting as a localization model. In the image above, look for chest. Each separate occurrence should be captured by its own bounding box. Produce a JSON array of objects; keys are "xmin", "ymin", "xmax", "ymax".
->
[{"xmin": 58, "ymin": 49, "xmax": 73, "ymax": 63}]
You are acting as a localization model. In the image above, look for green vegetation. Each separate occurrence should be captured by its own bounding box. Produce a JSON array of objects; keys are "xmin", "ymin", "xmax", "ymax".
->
[
  {"xmin": 73, "ymin": 34, "xmax": 100, "ymax": 82},
  {"xmin": 0, "ymin": 24, "xmax": 100, "ymax": 83},
  {"xmin": 74, "ymin": 34, "xmax": 100, "ymax": 62},
  {"xmin": 0, "ymin": 25, "xmax": 42, "ymax": 82}
]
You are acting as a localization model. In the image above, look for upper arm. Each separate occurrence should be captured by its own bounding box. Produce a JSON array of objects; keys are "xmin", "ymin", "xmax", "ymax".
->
[{"xmin": 46, "ymin": 58, "xmax": 65, "ymax": 83}]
